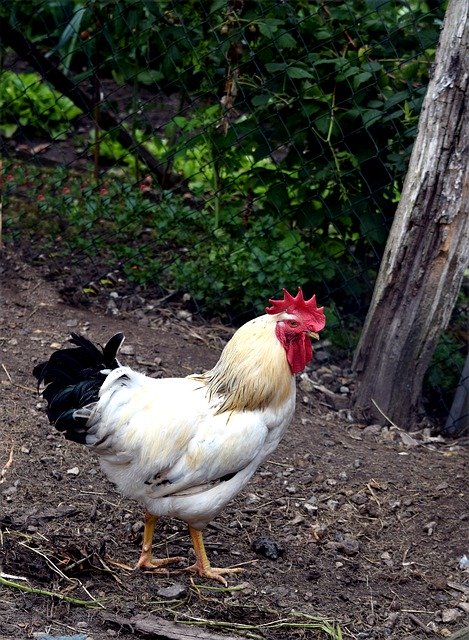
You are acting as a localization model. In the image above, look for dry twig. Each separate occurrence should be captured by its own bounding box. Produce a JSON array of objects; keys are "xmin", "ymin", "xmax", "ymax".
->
[{"xmin": 0, "ymin": 445, "xmax": 14, "ymax": 485}]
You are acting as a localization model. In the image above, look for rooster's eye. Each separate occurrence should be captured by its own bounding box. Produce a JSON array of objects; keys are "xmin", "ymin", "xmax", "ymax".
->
[{"xmin": 288, "ymin": 320, "xmax": 299, "ymax": 328}]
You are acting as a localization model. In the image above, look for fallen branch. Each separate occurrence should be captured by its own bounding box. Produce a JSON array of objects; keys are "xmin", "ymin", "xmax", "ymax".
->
[
  {"xmin": 103, "ymin": 613, "xmax": 243, "ymax": 640},
  {"xmin": 103, "ymin": 610, "xmax": 342, "ymax": 639}
]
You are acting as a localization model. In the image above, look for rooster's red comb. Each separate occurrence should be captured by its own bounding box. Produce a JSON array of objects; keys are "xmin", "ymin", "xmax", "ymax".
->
[{"xmin": 265, "ymin": 287, "xmax": 326, "ymax": 332}]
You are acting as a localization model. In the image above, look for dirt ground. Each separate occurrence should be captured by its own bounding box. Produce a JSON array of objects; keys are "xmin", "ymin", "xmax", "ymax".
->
[{"xmin": 1, "ymin": 253, "xmax": 468, "ymax": 640}]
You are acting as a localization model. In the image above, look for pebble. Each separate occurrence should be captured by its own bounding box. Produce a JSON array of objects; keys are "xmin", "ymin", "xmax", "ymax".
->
[
  {"xmin": 380, "ymin": 551, "xmax": 393, "ymax": 566},
  {"xmin": 176, "ymin": 310, "xmax": 193, "ymax": 322},
  {"xmin": 156, "ymin": 583, "xmax": 188, "ymax": 599},
  {"xmin": 326, "ymin": 499, "xmax": 339, "ymax": 512},
  {"xmin": 66, "ymin": 467, "xmax": 80, "ymax": 475},
  {"xmin": 120, "ymin": 345, "xmax": 135, "ymax": 355},
  {"xmin": 441, "ymin": 608, "xmax": 462, "ymax": 623},
  {"xmin": 303, "ymin": 502, "xmax": 318, "ymax": 514},
  {"xmin": 251, "ymin": 536, "xmax": 284, "ymax": 560},
  {"xmin": 338, "ymin": 538, "xmax": 360, "ymax": 556},
  {"xmin": 363, "ymin": 424, "xmax": 382, "ymax": 436},
  {"xmin": 106, "ymin": 299, "xmax": 119, "ymax": 316}
]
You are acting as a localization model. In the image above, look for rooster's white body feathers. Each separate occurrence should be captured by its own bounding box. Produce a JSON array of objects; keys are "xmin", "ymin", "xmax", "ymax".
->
[{"xmin": 77, "ymin": 362, "xmax": 295, "ymax": 529}]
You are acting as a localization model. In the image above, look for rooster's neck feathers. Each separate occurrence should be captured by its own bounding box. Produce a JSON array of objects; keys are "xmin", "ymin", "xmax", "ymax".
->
[{"xmin": 195, "ymin": 315, "xmax": 293, "ymax": 414}]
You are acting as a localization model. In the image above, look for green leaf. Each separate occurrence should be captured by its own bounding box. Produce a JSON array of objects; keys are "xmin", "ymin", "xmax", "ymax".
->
[
  {"xmin": 251, "ymin": 94, "xmax": 271, "ymax": 107},
  {"xmin": 286, "ymin": 66, "xmax": 314, "ymax": 79},
  {"xmin": 277, "ymin": 32, "xmax": 296, "ymax": 49},
  {"xmin": 49, "ymin": 6, "xmax": 87, "ymax": 54},
  {"xmin": 353, "ymin": 71, "xmax": 372, "ymax": 89},
  {"xmin": 136, "ymin": 69, "xmax": 164, "ymax": 84},
  {"xmin": 264, "ymin": 62, "xmax": 287, "ymax": 73},
  {"xmin": 361, "ymin": 108, "xmax": 382, "ymax": 128},
  {"xmin": 258, "ymin": 18, "xmax": 283, "ymax": 38},
  {"xmin": 361, "ymin": 61, "xmax": 381, "ymax": 73},
  {"xmin": 0, "ymin": 123, "xmax": 18, "ymax": 137}
]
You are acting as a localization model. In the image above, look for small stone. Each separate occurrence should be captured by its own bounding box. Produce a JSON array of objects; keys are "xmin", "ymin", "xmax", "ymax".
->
[
  {"xmin": 177, "ymin": 310, "xmax": 193, "ymax": 322},
  {"xmin": 363, "ymin": 424, "xmax": 382, "ymax": 436},
  {"xmin": 21, "ymin": 446, "xmax": 30, "ymax": 454},
  {"xmin": 66, "ymin": 319, "xmax": 79, "ymax": 327},
  {"xmin": 157, "ymin": 583, "xmax": 188, "ymax": 599},
  {"xmin": 120, "ymin": 345, "xmax": 135, "ymax": 355},
  {"xmin": 338, "ymin": 538, "xmax": 360, "ymax": 556},
  {"xmin": 50, "ymin": 342, "xmax": 62, "ymax": 349},
  {"xmin": 380, "ymin": 551, "xmax": 393, "ymax": 566},
  {"xmin": 326, "ymin": 499, "xmax": 339, "ymax": 512},
  {"xmin": 303, "ymin": 502, "xmax": 318, "ymax": 514},
  {"xmin": 67, "ymin": 466, "xmax": 80, "ymax": 475},
  {"xmin": 132, "ymin": 521, "xmax": 144, "ymax": 534},
  {"xmin": 351, "ymin": 493, "xmax": 368, "ymax": 505},
  {"xmin": 458, "ymin": 554, "xmax": 469, "ymax": 569},
  {"xmin": 106, "ymin": 299, "xmax": 119, "ymax": 316},
  {"xmin": 441, "ymin": 608, "xmax": 462, "ymax": 623},
  {"xmin": 339, "ymin": 386, "xmax": 350, "ymax": 394},
  {"xmin": 424, "ymin": 520, "xmax": 437, "ymax": 535},
  {"xmin": 400, "ymin": 432, "xmax": 420, "ymax": 447},
  {"xmin": 251, "ymin": 536, "xmax": 285, "ymax": 560}
]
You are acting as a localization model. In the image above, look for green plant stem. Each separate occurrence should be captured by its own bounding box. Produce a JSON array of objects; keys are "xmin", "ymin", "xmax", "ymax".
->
[{"xmin": 0, "ymin": 576, "xmax": 103, "ymax": 608}]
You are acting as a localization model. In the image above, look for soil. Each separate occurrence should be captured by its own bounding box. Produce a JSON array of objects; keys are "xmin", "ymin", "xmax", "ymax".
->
[{"xmin": 0, "ymin": 254, "xmax": 468, "ymax": 640}]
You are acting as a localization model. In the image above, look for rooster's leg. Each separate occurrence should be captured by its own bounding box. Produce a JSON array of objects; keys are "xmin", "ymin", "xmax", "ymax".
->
[
  {"xmin": 135, "ymin": 511, "xmax": 185, "ymax": 570},
  {"xmin": 185, "ymin": 525, "xmax": 242, "ymax": 586}
]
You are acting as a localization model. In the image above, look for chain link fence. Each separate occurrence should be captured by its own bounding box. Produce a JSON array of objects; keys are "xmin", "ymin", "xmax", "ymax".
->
[{"xmin": 0, "ymin": 0, "xmax": 466, "ymax": 432}]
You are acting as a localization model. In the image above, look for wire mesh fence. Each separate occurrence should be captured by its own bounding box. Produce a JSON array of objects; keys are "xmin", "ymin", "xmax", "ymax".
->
[{"xmin": 0, "ymin": 0, "xmax": 467, "ymax": 432}]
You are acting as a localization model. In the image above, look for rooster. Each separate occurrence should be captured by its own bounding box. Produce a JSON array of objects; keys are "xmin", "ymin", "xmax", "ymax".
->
[{"xmin": 33, "ymin": 288, "xmax": 325, "ymax": 585}]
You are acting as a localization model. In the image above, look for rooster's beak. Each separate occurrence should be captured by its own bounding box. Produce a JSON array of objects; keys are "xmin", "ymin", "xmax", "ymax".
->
[{"xmin": 307, "ymin": 331, "xmax": 320, "ymax": 340}]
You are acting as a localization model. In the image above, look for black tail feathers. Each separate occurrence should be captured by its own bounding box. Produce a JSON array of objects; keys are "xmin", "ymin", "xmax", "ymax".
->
[{"xmin": 33, "ymin": 332, "xmax": 125, "ymax": 443}]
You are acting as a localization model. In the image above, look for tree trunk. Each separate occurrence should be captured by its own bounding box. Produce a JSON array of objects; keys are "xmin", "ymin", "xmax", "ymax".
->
[{"xmin": 352, "ymin": 0, "xmax": 469, "ymax": 428}]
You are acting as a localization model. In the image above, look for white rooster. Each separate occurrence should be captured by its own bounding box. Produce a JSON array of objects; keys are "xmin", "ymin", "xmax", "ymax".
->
[{"xmin": 33, "ymin": 288, "xmax": 325, "ymax": 585}]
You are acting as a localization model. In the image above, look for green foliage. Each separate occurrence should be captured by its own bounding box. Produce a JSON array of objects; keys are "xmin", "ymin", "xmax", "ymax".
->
[
  {"xmin": 0, "ymin": 71, "xmax": 81, "ymax": 139},
  {"xmin": 1, "ymin": 0, "xmax": 444, "ymax": 328}
]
